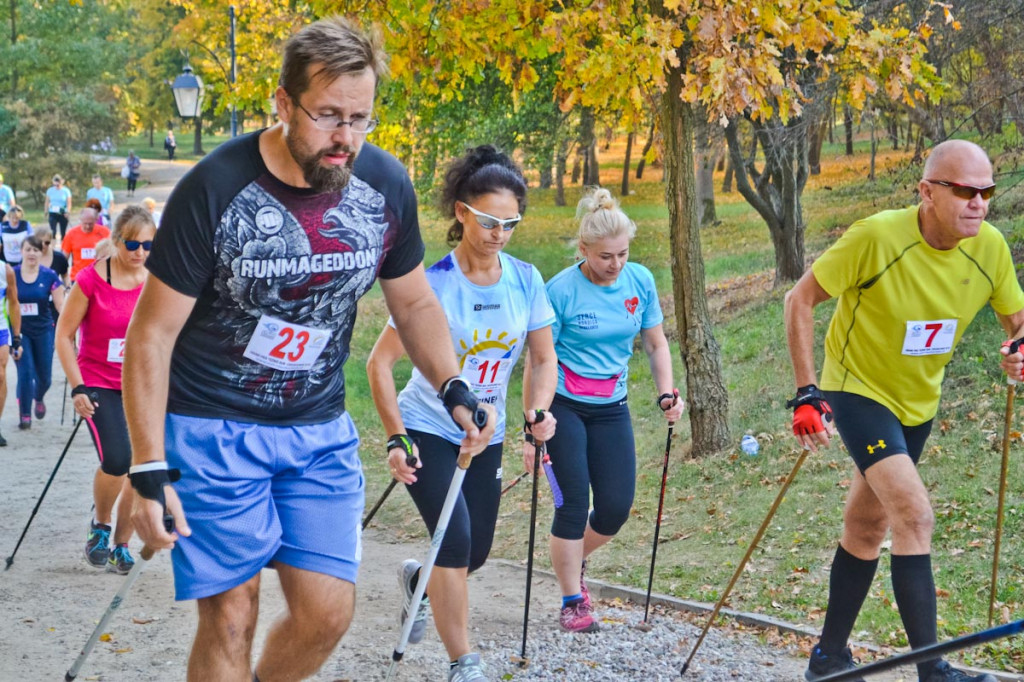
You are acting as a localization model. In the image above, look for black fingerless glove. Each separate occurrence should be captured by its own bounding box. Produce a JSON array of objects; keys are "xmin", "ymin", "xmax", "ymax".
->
[
  {"xmin": 128, "ymin": 462, "xmax": 181, "ymax": 511},
  {"xmin": 438, "ymin": 376, "xmax": 481, "ymax": 427},
  {"xmin": 387, "ymin": 433, "xmax": 416, "ymax": 465}
]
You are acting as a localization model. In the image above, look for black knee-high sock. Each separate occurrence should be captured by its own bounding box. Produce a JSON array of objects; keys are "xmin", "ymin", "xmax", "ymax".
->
[
  {"xmin": 818, "ymin": 544, "xmax": 879, "ymax": 654},
  {"xmin": 891, "ymin": 553, "xmax": 939, "ymax": 677}
]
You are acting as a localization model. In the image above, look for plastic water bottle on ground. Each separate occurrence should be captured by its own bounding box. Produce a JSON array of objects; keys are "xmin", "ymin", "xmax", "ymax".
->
[{"xmin": 740, "ymin": 434, "xmax": 759, "ymax": 456}]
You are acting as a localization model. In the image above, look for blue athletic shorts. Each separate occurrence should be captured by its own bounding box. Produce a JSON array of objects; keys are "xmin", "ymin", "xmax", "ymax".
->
[
  {"xmin": 165, "ymin": 412, "xmax": 364, "ymax": 601},
  {"xmin": 0, "ymin": 329, "xmax": 10, "ymax": 347}
]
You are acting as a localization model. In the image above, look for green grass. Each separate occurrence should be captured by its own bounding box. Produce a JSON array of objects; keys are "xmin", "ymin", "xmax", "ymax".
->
[{"xmin": 341, "ymin": 136, "xmax": 1024, "ymax": 672}]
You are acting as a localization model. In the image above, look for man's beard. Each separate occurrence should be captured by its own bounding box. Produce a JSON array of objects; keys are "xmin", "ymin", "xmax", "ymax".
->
[{"xmin": 285, "ymin": 129, "xmax": 356, "ymax": 193}]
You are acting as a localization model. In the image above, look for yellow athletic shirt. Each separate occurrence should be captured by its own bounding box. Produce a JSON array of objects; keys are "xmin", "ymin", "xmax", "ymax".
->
[{"xmin": 814, "ymin": 205, "xmax": 1024, "ymax": 426}]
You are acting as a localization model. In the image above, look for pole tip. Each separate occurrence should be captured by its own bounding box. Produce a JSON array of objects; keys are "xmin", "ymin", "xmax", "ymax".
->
[
  {"xmin": 680, "ymin": 662, "xmax": 689, "ymax": 674},
  {"xmin": 634, "ymin": 620, "xmax": 653, "ymax": 632},
  {"xmin": 64, "ymin": 673, "xmax": 76, "ymax": 681},
  {"xmin": 4, "ymin": 556, "xmax": 12, "ymax": 570}
]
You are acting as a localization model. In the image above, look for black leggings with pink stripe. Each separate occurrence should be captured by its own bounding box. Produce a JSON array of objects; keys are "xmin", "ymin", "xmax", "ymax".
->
[{"xmin": 84, "ymin": 387, "xmax": 131, "ymax": 476}]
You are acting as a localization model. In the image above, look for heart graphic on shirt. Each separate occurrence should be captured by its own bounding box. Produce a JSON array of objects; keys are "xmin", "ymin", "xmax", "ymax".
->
[{"xmin": 624, "ymin": 297, "xmax": 639, "ymax": 315}]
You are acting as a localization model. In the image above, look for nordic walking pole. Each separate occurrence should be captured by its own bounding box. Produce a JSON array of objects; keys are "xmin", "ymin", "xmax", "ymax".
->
[
  {"xmin": 60, "ymin": 377, "xmax": 68, "ymax": 425},
  {"xmin": 501, "ymin": 470, "xmax": 530, "ymax": 496},
  {"xmin": 5, "ymin": 406, "xmax": 92, "ymax": 570},
  {"xmin": 65, "ymin": 515, "xmax": 174, "ymax": 681},
  {"xmin": 640, "ymin": 389, "xmax": 679, "ymax": 627},
  {"xmin": 362, "ymin": 445, "xmax": 418, "ymax": 530},
  {"xmin": 816, "ymin": 618, "xmax": 1024, "ymax": 682},
  {"xmin": 517, "ymin": 410, "xmax": 546, "ymax": 667},
  {"xmin": 385, "ymin": 408, "xmax": 488, "ymax": 682},
  {"xmin": 991, "ymin": 338, "xmax": 1022, "ymax": 625},
  {"xmin": 681, "ymin": 446, "xmax": 809, "ymax": 674}
]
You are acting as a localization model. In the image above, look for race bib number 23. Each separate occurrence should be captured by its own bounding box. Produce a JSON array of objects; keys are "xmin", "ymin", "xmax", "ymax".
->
[
  {"xmin": 902, "ymin": 319, "xmax": 958, "ymax": 356},
  {"xmin": 243, "ymin": 314, "xmax": 330, "ymax": 372}
]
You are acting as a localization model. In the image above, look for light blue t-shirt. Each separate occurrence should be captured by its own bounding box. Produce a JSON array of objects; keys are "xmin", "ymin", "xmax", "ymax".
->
[
  {"xmin": 546, "ymin": 261, "xmax": 664, "ymax": 404},
  {"xmin": 395, "ymin": 250, "xmax": 555, "ymax": 445},
  {"xmin": 86, "ymin": 186, "xmax": 114, "ymax": 214},
  {"xmin": 46, "ymin": 186, "xmax": 71, "ymax": 214},
  {"xmin": 0, "ymin": 185, "xmax": 14, "ymax": 213}
]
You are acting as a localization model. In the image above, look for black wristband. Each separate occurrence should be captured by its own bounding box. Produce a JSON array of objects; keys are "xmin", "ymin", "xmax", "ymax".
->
[
  {"xmin": 438, "ymin": 376, "xmax": 480, "ymax": 427},
  {"xmin": 71, "ymin": 384, "xmax": 90, "ymax": 398},
  {"xmin": 657, "ymin": 393, "xmax": 674, "ymax": 411},
  {"xmin": 387, "ymin": 434, "xmax": 416, "ymax": 465},
  {"xmin": 785, "ymin": 384, "xmax": 826, "ymax": 410},
  {"xmin": 128, "ymin": 466, "xmax": 181, "ymax": 510},
  {"xmin": 10, "ymin": 334, "xmax": 20, "ymax": 350}
]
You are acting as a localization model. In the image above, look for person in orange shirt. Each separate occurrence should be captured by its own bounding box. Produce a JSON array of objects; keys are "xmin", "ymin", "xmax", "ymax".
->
[{"xmin": 63, "ymin": 207, "xmax": 111, "ymax": 282}]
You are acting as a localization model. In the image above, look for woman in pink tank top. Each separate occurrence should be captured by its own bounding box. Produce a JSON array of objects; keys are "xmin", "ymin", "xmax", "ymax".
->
[{"xmin": 56, "ymin": 205, "xmax": 155, "ymax": 575}]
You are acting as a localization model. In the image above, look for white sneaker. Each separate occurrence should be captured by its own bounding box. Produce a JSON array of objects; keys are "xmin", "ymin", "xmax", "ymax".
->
[
  {"xmin": 398, "ymin": 558, "xmax": 430, "ymax": 644},
  {"xmin": 448, "ymin": 653, "xmax": 488, "ymax": 681}
]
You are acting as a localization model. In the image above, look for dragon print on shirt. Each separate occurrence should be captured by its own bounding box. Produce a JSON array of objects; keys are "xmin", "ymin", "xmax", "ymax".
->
[{"xmin": 198, "ymin": 175, "xmax": 392, "ymax": 413}]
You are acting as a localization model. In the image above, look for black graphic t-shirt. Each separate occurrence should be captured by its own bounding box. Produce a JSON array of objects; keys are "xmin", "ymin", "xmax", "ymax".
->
[{"xmin": 147, "ymin": 132, "xmax": 424, "ymax": 424}]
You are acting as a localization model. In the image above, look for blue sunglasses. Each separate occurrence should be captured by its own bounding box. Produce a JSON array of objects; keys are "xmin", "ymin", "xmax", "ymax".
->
[{"xmin": 123, "ymin": 240, "xmax": 152, "ymax": 252}]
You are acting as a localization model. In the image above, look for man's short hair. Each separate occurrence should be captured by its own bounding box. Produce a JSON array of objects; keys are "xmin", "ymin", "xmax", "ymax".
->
[{"xmin": 279, "ymin": 16, "xmax": 388, "ymax": 98}]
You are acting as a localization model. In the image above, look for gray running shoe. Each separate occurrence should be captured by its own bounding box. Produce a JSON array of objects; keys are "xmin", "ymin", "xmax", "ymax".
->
[
  {"xmin": 106, "ymin": 544, "xmax": 135, "ymax": 575},
  {"xmin": 85, "ymin": 521, "xmax": 112, "ymax": 568},
  {"xmin": 398, "ymin": 558, "xmax": 430, "ymax": 644},
  {"xmin": 805, "ymin": 646, "xmax": 864, "ymax": 682},
  {"xmin": 922, "ymin": 661, "xmax": 997, "ymax": 682},
  {"xmin": 448, "ymin": 653, "xmax": 487, "ymax": 682}
]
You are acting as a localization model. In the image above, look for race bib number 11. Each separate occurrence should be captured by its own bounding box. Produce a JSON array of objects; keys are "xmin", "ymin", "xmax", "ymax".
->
[
  {"xmin": 243, "ymin": 314, "xmax": 330, "ymax": 372},
  {"xmin": 902, "ymin": 319, "xmax": 958, "ymax": 356}
]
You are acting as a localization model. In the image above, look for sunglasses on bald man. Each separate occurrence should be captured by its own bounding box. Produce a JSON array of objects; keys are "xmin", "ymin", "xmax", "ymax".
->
[{"xmin": 925, "ymin": 179, "xmax": 996, "ymax": 201}]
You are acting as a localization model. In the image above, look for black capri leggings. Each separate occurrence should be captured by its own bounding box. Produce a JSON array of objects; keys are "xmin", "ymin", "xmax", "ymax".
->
[
  {"xmin": 546, "ymin": 394, "xmax": 636, "ymax": 540},
  {"xmin": 405, "ymin": 429, "xmax": 503, "ymax": 571},
  {"xmin": 83, "ymin": 387, "xmax": 132, "ymax": 476}
]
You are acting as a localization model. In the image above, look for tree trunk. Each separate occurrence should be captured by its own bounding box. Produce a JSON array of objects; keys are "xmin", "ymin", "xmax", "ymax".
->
[
  {"xmin": 621, "ymin": 131, "xmax": 634, "ymax": 197},
  {"xmin": 721, "ymin": 158, "xmax": 733, "ymax": 193},
  {"xmin": 571, "ymin": 152, "xmax": 582, "ymax": 184},
  {"xmin": 807, "ymin": 116, "xmax": 827, "ymax": 176},
  {"xmin": 661, "ymin": 68, "xmax": 730, "ymax": 457},
  {"xmin": 725, "ymin": 118, "xmax": 807, "ymax": 285},
  {"xmin": 554, "ymin": 136, "xmax": 569, "ymax": 207},
  {"xmin": 580, "ymin": 107, "xmax": 599, "ymax": 186},
  {"xmin": 695, "ymin": 117, "xmax": 716, "ymax": 226},
  {"xmin": 844, "ymin": 105, "xmax": 854, "ymax": 156},
  {"xmin": 869, "ymin": 115, "xmax": 877, "ymax": 182},
  {"xmin": 636, "ymin": 119, "xmax": 655, "ymax": 179},
  {"xmin": 192, "ymin": 115, "xmax": 204, "ymax": 156},
  {"xmin": 148, "ymin": 123, "xmax": 154, "ymax": 148},
  {"xmin": 8, "ymin": 0, "xmax": 16, "ymax": 96}
]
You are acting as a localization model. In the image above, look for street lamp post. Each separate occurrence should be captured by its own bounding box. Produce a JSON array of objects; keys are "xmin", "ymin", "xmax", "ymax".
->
[
  {"xmin": 171, "ymin": 62, "xmax": 205, "ymax": 155},
  {"xmin": 170, "ymin": 5, "xmax": 238, "ymax": 150},
  {"xmin": 229, "ymin": 5, "xmax": 237, "ymax": 138}
]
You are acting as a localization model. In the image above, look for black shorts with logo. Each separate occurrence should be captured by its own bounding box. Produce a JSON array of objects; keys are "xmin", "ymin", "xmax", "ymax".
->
[{"xmin": 824, "ymin": 390, "xmax": 933, "ymax": 475}]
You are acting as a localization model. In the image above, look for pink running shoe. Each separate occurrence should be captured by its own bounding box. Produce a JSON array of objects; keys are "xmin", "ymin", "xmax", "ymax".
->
[
  {"xmin": 579, "ymin": 560, "xmax": 591, "ymax": 608},
  {"xmin": 559, "ymin": 599, "xmax": 600, "ymax": 633}
]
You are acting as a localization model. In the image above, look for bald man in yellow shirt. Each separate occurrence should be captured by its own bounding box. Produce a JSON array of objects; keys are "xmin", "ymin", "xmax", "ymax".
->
[{"xmin": 785, "ymin": 139, "xmax": 1024, "ymax": 682}]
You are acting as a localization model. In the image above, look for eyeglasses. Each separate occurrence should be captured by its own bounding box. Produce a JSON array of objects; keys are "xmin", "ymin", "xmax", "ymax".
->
[
  {"xmin": 925, "ymin": 179, "xmax": 996, "ymax": 201},
  {"xmin": 123, "ymin": 240, "xmax": 152, "ymax": 252},
  {"xmin": 289, "ymin": 95, "xmax": 378, "ymax": 133},
  {"xmin": 460, "ymin": 202, "xmax": 521, "ymax": 231},
  {"xmin": 42, "ymin": 241, "xmax": 51, "ymax": 247}
]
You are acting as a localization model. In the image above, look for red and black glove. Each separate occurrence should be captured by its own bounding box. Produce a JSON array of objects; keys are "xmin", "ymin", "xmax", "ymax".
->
[
  {"xmin": 1002, "ymin": 339, "xmax": 1024, "ymax": 382},
  {"xmin": 786, "ymin": 384, "xmax": 833, "ymax": 436}
]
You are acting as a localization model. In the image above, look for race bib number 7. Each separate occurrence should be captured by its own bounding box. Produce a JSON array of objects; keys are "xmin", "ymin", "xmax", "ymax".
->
[
  {"xmin": 243, "ymin": 314, "xmax": 330, "ymax": 372},
  {"xmin": 902, "ymin": 319, "xmax": 958, "ymax": 356}
]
